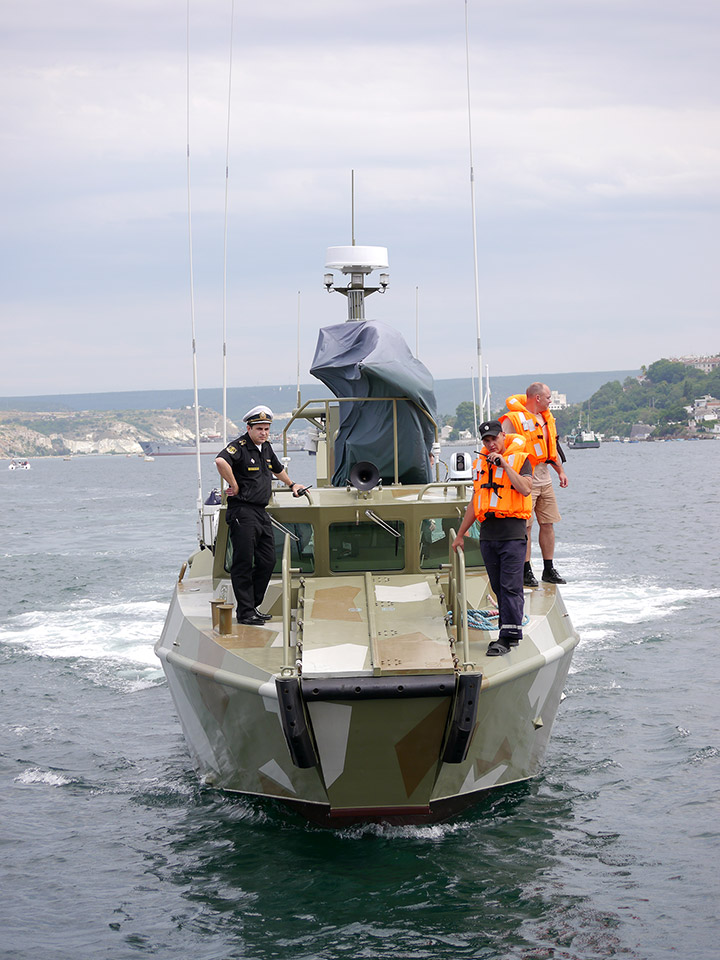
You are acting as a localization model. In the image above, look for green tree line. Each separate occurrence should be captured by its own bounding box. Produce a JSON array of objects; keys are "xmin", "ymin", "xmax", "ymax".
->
[{"xmin": 444, "ymin": 358, "xmax": 720, "ymax": 440}]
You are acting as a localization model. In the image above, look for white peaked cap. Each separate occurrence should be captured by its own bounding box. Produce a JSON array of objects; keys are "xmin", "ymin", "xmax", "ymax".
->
[{"xmin": 243, "ymin": 405, "xmax": 274, "ymax": 424}]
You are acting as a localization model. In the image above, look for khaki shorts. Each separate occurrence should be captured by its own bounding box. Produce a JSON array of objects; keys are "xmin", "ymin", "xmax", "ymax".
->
[{"xmin": 529, "ymin": 482, "xmax": 562, "ymax": 525}]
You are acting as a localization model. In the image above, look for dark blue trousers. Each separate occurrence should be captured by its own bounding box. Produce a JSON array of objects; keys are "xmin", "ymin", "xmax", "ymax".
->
[
  {"xmin": 479, "ymin": 539, "xmax": 527, "ymax": 642},
  {"xmin": 227, "ymin": 503, "xmax": 276, "ymax": 620}
]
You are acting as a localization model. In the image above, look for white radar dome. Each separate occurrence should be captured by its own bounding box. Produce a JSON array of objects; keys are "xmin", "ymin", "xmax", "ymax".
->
[{"xmin": 325, "ymin": 246, "xmax": 389, "ymax": 272}]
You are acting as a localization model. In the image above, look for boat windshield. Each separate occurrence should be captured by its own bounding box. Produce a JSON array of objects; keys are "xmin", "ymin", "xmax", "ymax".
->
[
  {"xmin": 224, "ymin": 522, "xmax": 315, "ymax": 575},
  {"xmin": 329, "ymin": 521, "xmax": 405, "ymax": 572},
  {"xmin": 420, "ymin": 519, "xmax": 484, "ymax": 569}
]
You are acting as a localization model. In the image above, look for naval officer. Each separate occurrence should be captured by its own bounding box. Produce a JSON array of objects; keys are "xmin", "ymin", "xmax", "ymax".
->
[{"xmin": 215, "ymin": 406, "xmax": 303, "ymax": 625}]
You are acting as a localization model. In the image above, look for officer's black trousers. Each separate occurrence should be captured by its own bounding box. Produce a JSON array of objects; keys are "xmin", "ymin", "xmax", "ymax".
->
[
  {"xmin": 479, "ymin": 538, "xmax": 526, "ymax": 641},
  {"xmin": 227, "ymin": 503, "xmax": 276, "ymax": 621}
]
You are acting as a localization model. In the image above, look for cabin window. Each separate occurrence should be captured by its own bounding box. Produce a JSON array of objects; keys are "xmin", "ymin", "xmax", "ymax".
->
[
  {"xmin": 420, "ymin": 518, "xmax": 484, "ymax": 569},
  {"xmin": 272, "ymin": 523, "xmax": 315, "ymax": 574},
  {"xmin": 224, "ymin": 522, "xmax": 315, "ymax": 575},
  {"xmin": 329, "ymin": 521, "xmax": 405, "ymax": 572}
]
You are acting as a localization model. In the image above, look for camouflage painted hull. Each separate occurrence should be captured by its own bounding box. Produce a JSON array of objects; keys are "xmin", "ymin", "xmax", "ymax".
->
[{"xmin": 156, "ymin": 534, "xmax": 579, "ymax": 826}]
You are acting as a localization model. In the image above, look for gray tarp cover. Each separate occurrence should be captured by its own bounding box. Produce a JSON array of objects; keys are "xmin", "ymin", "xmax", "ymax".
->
[{"xmin": 310, "ymin": 320, "xmax": 438, "ymax": 486}]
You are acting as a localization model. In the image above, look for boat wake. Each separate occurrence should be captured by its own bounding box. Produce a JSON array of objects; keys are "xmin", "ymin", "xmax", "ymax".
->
[
  {"xmin": 0, "ymin": 598, "xmax": 166, "ymax": 690},
  {"xmin": 329, "ymin": 820, "xmax": 466, "ymax": 842},
  {"xmin": 560, "ymin": 577, "xmax": 719, "ymax": 643}
]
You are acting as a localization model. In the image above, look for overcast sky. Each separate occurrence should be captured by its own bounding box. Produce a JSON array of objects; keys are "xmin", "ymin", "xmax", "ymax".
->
[{"xmin": 2, "ymin": 0, "xmax": 718, "ymax": 398}]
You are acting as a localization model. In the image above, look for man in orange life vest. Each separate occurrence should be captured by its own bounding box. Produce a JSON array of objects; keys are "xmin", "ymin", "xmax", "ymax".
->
[
  {"xmin": 452, "ymin": 420, "xmax": 533, "ymax": 657},
  {"xmin": 501, "ymin": 382, "xmax": 568, "ymax": 587}
]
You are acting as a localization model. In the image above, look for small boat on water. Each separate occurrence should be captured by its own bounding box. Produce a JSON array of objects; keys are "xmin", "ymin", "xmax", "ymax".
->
[
  {"xmin": 140, "ymin": 437, "xmax": 307, "ymax": 457},
  {"xmin": 155, "ymin": 245, "xmax": 580, "ymax": 826},
  {"xmin": 567, "ymin": 429, "xmax": 600, "ymax": 449},
  {"xmin": 566, "ymin": 412, "xmax": 600, "ymax": 449},
  {"xmin": 140, "ymin": 439, "xmax": 221, "ymax": 457},
  {"xmin": 8, "ymin": 458, "xmax": 31, "ymax": 470}
]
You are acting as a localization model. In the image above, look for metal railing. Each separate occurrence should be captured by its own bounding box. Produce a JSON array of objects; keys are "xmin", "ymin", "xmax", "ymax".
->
[
  {"xmin": 280, "ymin": 534, "xmax": 299, "ymax": 677},
  {"xmin": 444, "ymin": 528, "xmax": 473, "ymax": 671}
]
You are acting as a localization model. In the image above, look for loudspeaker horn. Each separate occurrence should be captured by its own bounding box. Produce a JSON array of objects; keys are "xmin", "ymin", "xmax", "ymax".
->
[{"xmin": 349, "ymin": 460, "xmax": 381, "ymax": 491}]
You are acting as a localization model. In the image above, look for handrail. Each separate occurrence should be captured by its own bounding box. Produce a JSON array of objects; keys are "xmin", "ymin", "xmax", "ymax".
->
[
  {"xmin": 416, "ymin": 480, "xmax": 473, "ymax": 501},
  {"xmin": 455, "ymin": 542, "xmax": 472, "ymax": 669},
  {"xmin": 447, "ymin": 529, "xmax": 473, "ymax": 671},
  {"xmin": 281, "ymin": 534, "xmax": 293, "ymax": 674}
]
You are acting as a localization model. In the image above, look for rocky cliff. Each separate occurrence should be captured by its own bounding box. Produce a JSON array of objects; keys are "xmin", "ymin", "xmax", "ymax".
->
[{"xmin": 0, "ymin": 408, "xmax": 238, "ymax": 458}]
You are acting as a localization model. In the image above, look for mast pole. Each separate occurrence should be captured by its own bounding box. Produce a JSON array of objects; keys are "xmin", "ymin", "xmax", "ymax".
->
[
  {"xmin": 351, "ymin": 169, "xmax": 355, "ymax": 246},
  {"xmin": 186, "ymin": 0, "xmax": 203, "ymax": 520},
  {"xmin": 415, "ymin": 285, "xmax": 420, "ymax": 357},
  {"xmin": 221, "ymin": 0, "xmax": 236, "ymax": 448},
  {"xmin": 464, "ymin": 0, "xmax": 488, "ymax": 422},
  {"xmin": 296, "ymin": 291, "xmax": 301, "ymax": 409}
]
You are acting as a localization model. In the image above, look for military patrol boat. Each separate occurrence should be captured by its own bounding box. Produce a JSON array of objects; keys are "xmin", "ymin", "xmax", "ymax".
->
[{"xmin": 155, "ymin": 245, "xmax": 580, "ymax": 826}]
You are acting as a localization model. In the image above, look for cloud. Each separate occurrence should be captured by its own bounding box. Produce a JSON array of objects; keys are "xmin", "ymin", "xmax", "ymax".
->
[{"xmin": 1, "ymin": 0, "xmax": 719, "ymax": 396}]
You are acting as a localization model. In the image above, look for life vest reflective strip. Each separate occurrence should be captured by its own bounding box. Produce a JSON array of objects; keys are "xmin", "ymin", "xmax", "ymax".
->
[
  {"xmin": 501, "ymin": 395, "xmax": 559, "ymax": 466},
  {"xmin": 472, "ymin": 436, "xmax": 531, "ymax": 522}
]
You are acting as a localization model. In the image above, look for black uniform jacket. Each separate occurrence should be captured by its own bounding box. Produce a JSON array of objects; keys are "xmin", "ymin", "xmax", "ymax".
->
[{"xmin": 217, "ymin": 434, "xmax": 283, "ymax": 509}]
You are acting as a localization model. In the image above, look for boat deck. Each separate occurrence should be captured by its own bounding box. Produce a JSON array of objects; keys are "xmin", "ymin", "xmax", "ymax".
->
[{"xmin": 172, "ymin": 570, "xmax": 572, "ymax": 684}]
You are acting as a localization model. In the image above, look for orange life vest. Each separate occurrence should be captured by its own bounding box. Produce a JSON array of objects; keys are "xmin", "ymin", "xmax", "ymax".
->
[
  {"xmin": 501, "ymin": 393, "xmax": 559, "ymax": 467},
  {"xmin": 472, "ymin": 434, "xmax": 532, "ymax": 522}
]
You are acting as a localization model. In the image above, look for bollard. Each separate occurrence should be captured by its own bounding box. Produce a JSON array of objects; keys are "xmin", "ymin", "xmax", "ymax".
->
[
  {"xmin": 210, "ymin": 598, "xmax": 225, "ymax": 628},
  {"xmin": 217, "ymin": 603, "xmax": 235, "ymax": 635}
]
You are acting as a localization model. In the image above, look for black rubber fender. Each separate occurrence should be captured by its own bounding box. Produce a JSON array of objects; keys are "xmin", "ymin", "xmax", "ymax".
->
[
  {"xmin": 441, "ymin": 673, "xmax": 481, "ymax": 763},
  {"xmin": 275, "ymin": 677, "xmax": 319, "ymax": 768}
]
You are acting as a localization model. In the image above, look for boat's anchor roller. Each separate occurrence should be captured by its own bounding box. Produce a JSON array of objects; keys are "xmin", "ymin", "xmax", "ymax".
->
[
  {"xmin": 275, "ymin": 677, "xmax": 319, "ymax": 768},
  {"xmin": 441, "ymin": 673, "xmax": 482, "ymax": 763}
]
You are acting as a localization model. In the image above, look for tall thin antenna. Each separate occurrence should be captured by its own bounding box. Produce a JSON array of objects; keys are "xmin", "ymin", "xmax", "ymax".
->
[
  {"xmin": 464, "ymin": 0, "xmax": 489, "ymax": 422},
  {"xmin": 296, "ymin": 291, "xmax": 302, "ymax": 409},
  {"xmin": 221, "ymin": 0, "xmax": 236, "ymax": 447},
  {"xmin": 471, "ymin": 366, "xmax": 479, "ymax": 440},
  {"xmin": 186, "ymin": 0, "xmax": 203, "ymax": 517},
  {"xmin": 351, "ymin": 169, "xmax": 355, "ymax": 245},
  {"xmin": 415, "ymin": 286, "xmax": 420, "ymax": 357}
]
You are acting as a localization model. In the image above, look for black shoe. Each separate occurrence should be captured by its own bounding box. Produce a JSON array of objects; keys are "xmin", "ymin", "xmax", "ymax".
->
[
  {"xmin": 254, "ymin": 608, "xmax": 272, "ymax": 621},
  {"xmin": 524, "ymin": 569, "xmax": 539, "ymax": 587},
  {"xmin": 486, "ymin": 640, "xmax": 510, "ymax": 657},
  {"xmin": 542, "ymin": 567, "xmax": 566, "ymax": 584},
  {"xmin": 506, "ymin": 636, "xmax": 521, "ymax": 647},
  {"xmin": 237, "ymin": 614, "xmax": 267, "ymax": 626}
]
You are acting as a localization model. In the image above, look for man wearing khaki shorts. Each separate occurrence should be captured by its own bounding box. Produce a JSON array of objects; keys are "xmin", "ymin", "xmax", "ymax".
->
[{"xmin": 501, "ymin": 382, "xmax": 569, "ymax": 586}]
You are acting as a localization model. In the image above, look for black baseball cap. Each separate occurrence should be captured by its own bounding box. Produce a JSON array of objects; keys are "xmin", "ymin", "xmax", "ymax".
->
[{"xmin": 479, "ymin": 419, "xmax": 503, "ymax": 439}]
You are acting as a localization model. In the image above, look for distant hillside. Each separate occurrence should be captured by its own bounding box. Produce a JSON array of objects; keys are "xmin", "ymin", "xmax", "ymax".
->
[
  {"xmin": 0, "ymin": 408, "xmax": 240, "ymax": 459},
  {"xmin": 0, "ymin": 370, "xmax": 638, "ymax": 422}
]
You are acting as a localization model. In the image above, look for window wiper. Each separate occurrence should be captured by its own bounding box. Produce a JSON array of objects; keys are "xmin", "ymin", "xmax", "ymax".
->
[{"xmin": 364, "ymin": 510, "xmax": 401, "ymax": 538}]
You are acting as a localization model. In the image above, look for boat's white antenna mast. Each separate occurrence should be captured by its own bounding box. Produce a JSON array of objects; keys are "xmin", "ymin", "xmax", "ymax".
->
[
  {"xmin": 186, "ymin": 0, "xmax": 203, "ymax": 518},
  {"xmin": 296, "ymin": 291, "xmax": 301, "ymax": 408},
  {"xmin": 464, "ymin": 0, "xmax": 489, "ymax": 423},
  {"xmin": 471, "ymin": 366, "xmax": 479, "ymax": 438},
  {"xmin": 415, "ymin": 286, "xmax": 420, "ymax": 357},
  {"xmin": 351, "ymin": 169, "xmax": 356, "ymax": 246},
  {"xmin": 221, "ymin": 0, "xmax": 236, "ymax": 447}
]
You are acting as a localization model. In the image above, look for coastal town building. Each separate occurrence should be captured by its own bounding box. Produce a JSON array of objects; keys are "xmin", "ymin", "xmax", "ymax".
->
[
  {"xmin": 670, "ymin": 354, "xmax": 720, "ymax": 374},
  {"xmin": 549, "ymin": 390, "xmax": 567, "ymax": 410},
  {"xmin": 630, "ymin": 423, "xmax": 653, "ymax": 441}
]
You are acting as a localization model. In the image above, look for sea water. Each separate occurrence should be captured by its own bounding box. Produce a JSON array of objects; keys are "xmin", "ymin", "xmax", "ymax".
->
[{"xmin": 1, "ymin": 441, "xmax": 719, "ymax": 960}]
